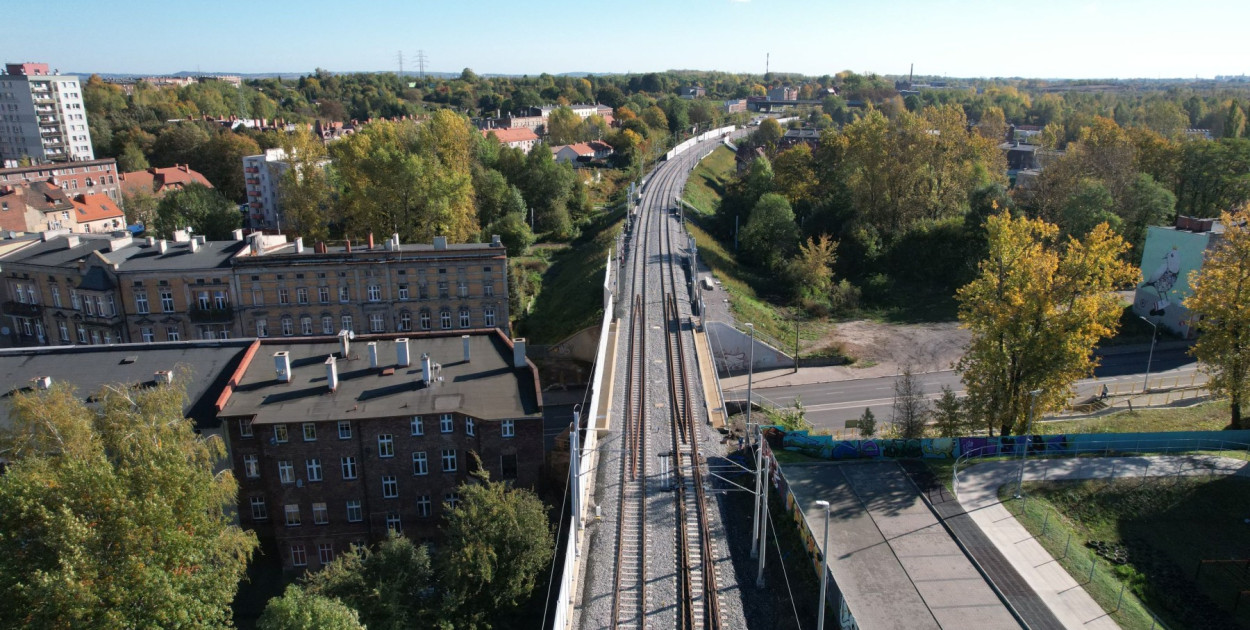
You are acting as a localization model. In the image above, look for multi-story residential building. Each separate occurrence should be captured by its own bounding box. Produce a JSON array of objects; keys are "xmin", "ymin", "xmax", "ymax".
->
[
  {"xmin": 0, "ymin": 231, "xmax": 510, "ymax": 348},
  {"xmin": 242, "ymin": 149, "xmax": 330, "ymax": 230},
  {"xmin": 119, "ymin": 164, "xmax": 212, "ymax": 199},
  {"xmin": 218, "ymin": 331, "xmax": 544, "ymax": 570},
  {"xmin": 480, "ymin": 127, "xmax": 538, "ymax": 153},
  {"xmin": 0, "ymin": 158, "xmax": 120, "ymax": 201},
  {"xmin": 0, "ymin": 63, "xmax": 93, "ymax": 167}
]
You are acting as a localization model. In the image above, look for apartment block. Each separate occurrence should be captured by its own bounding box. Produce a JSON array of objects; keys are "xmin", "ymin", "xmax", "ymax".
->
[
  {"xmin": 243, "ymin": 149, "xmax": 330, "ymax": 231},
  {"xmin": 0, "ymin": 63, "xmax": 93, "ymax": 167},
  {"xmin": 218, "ymin": 332, "xmax": 544, "ymax": 571},
  {"xmin": 0, "ymin": 158, "xmax": 120, "ymax": 201}
]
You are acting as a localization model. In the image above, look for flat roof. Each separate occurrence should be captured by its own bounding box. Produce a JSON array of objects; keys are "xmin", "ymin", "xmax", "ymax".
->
[
  {"xmin": 0, "ymin": 234, "xmax": 246, "ymax": 272},
  {"xmin": 219, "ymin": 331, "xmax": 541, "ymax": 424},
  {"xmin": 0, "ymin": 340, "xmax": 253, "ymax": 430}
]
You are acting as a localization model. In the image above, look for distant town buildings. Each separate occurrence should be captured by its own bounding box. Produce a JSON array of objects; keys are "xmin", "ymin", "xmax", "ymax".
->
[
  {"xmin": 480, "ymin": 127, "xmax": 538, "ymax": 153},
  {"xmin": 550, "ymin": 141, "xmax": 613, "ymax": 164},
  {"xmin": 0, "ymin": 158, "xmax": 121, "ymax": 202},
  {"xmin": 0, "ymin": 63, "xmax": 94, "ymax": 167},
  {"xmin": 767, "ymin": 86, "xmax": 798, "ymax": 101},
  {"xmin": 679, "ymin": 86, "xmax": 707, "ymax": 99},
  {"xmin": 724, "ymin": 99, "xmax": 748, "ymax": 114},
  {"xmin": 0, "ymin": 181, "xmax": 124, "ymax": 235},
  {"xmin": 119, "ymin": 164, "xmax": 212, "ymax": 199}
]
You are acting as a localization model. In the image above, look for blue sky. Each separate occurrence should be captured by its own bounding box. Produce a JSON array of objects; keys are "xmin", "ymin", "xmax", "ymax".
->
[{"xmin": 12, "ymin": 0, "xmax": 1248, "ymax": 79}]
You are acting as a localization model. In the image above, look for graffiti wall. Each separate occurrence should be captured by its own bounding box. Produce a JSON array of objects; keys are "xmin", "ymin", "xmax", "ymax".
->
[
  {"xmin": 1132, "ymin": 224, "xmax": 1216, "ymax": 339},
  {"xmin": 774, "ymin": 428, "xmax": 1250, "ymax": 461},
  {"xmin": 705, "ymin": 320, "xmax": 794, "ymax": 374}
]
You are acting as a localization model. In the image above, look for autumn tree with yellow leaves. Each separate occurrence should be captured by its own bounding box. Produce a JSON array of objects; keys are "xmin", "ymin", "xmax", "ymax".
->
[
  {"xmin": 956, "ymin": 212, "xmax": 1135, "ymax": 435},
  {"xmin": 1187, "ymin": 208, "xmax": 1250, "ymax": 429}
]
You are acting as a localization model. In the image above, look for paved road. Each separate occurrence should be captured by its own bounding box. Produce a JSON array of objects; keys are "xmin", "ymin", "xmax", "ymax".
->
[{"xmin": 727, "ymin": 345, "xmax": 1200, "ymax": 432}]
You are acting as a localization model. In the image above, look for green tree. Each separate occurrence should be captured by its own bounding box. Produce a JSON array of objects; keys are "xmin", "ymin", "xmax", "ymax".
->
[
  {"xmin": 440, "ymin": 469, "xmax": 554, "ymax": 629},
  {"xmin": 1119, "ymin": 173, "xmax": 1175, "ymax": 259},
  {"xmin": 278, "ymin": 128, "xmax": 333, "ymax": 241},
  {"xmin": 755, "ymin": 118, "xmax": 784, "ymax": 154},
  {"xmin": 956, "ymin": 212, "xmax": 1135, "ymax": 435},
  {"xmin": 931, "ymin": 385, "xmax": 968, "ymax": 438},
  {"xmin": 1187, "ymin": 208, "xmax": 1250, "ymax": 429},
  {"xmin": 118, "ymin": 142, "xmax": 149, "ymax": 172},
  {"xmin": 123, "ymin": 188, "xmax": 158, "ymax": 227},
  {"xmin": 1223, "ymin": 102, "xmax": 1246, "ymax": 139},
  {"xmin": 488, "ymin": 211, "xmax": 535, "ymax": 257},
  {"xmin": 303, "ymin": 535, "xmax": 437, "ymax": 630},
  {"xmin": 893, "ymin": 365, "xmax": 929, "ymax": 439},
  {"xmin": 977, "ymin": 106, "xmax": 1008, "ymax": 141},
  {"xmin": 150, "ymin": 122, "xmax": 211, "ymax": 169},
  {"xmin": 0, "ymin": 378, "xmax": 257, "ymax": 629},
  {"xmin": 641, "ymin": 105, "xmax": 669, "ymax": 133},
  {"xmin": 201, "ymin": 131, "xmax": 262, "ymax": 202},
  {"xmin": 740, "ymin": 193, "xmax": 798, "ymax": 270},
  {"xmin": 785, "ymin": 234, "xmax": 838, "ymax": 300},
  {"xmin": 857, "ymin": 408, "xmax": 877, "ymax": 438},
  {"xmin": 154, "ymin": 182, "xmax": 241, "ymax": 240},
  {"xmin": 1059, "ymin": 178, "xmax": 1120, "ymax": 241},
  {"xmin": 545, "ymin": 106, "xmax": 584, "ymax": 145},
  {"xmin": 258, "ymin": 585, "xmax": 364, "ymax": 630}
]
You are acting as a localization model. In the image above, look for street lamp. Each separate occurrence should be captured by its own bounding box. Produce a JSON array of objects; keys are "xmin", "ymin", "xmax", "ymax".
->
[
  {"xmin": 1140, "ymin": 315, "xmax": 1158, "ymax": 393},
  {"xmin": 815, "ymin": 499, "xmax": 832, "ymax": 630},
  {"xmin": 745, "ymin": 323, "xmax": 755, "ymax": 442},
  {"xmin": 1014, "ymin": 389, "xmax": 1043, "ymax": 499}
]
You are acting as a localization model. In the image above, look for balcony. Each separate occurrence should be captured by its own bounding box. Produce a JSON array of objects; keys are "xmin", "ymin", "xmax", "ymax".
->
[
  {"xmin": 245, "ymin": 167, "xmax": 259, "ymax": 174},
  {"xmin": 246, "ymin": 178, "xmax": 259, "ymax": 185},
  {"xmin": 189, "ymin": 307, "xmax": 234, "ymax": 323},
  {"xmin": 82, "ymin": 311, "xmax": 122, "ymax": 325},
  {"xmin": 2, "ymin": 301, "xmax": 41, "ymax": 317}
]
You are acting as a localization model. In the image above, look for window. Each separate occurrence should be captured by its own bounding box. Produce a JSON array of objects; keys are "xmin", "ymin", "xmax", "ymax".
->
[
  {"xmin": 458, "ymin": 281, "xmax": 468, "ymax": 298},
  {"xmin": 249, "ymin": 496, "xmax": 267, "ymax": 520},
  {"xmin": 484, "ymin": 282, "xmax": 495, "ymax": 297},
  {"xmin": 278, "ymin": 288, "xmax": 290, "ymax": 304},
  {"xmin": 367, "ymin": 285, "xmax": 381, "ymax": 302},
  {"xmin": 278, "ymin": 460, "xmax": 294, "ymax": 484},
  {"xmin": 255, "ymin": 319, "xmax": 268, "ymax": 337},
  {"xmin": 459, "ymin": 308, "xmax": 470, "ymax": 328},
  {"xmin": 301, "ymin": 316, "xmax": 313, "ymax": 335},
  {"xmin": 290, "ymin": 544, "xmax": 307, "ymax": 567},
  {"xmin": 71, "ymin": 290, "xmax": 82, "ymax": 311},
  {"xmin": 465, "ymin": 418, "xmax": 475, "ymax": 436},
  {"xmin": 322, "ymin": 316, "xmax": 334, "ymax": 335},
  {"xmin": 501, "ymin": 453, "xmax": 518, "ymax": 479},
  {"xmin": 438, "ymin": 280, "xmax": 449, "ymax": 298},
  {"xmin": 214, "ymin": 290, "xmax": 228, "ymax": 309},
  {"xmin": 312, "ymin": 502, "xmax": 328, "ymax": 525},
  {"xmin": 370, "ymin": 313, "xmax": 385, "ymax": 332},
  {"xmin": 281, "ymin": 317, "xmax": 293, "ymax": 336},
  {"xmin": 134, "ymin": 290, "xmax": 148, "ymax": 314},
  {"xmin": 160, "ymin": 289, "xmax": 174, "ymax": 313},
  {"xmin": 485, "ymin": 306, "xmax": 496, "ymax": 327},
  {"xmin": 337, "ymin": 421, "xmax": 351, "ymax": 439},
  {"xmin": 441, "ymin": 448, "xmax": 457, "ymax": 472},
  {"xmin": 243, "ymin": 454, "xmax": 260, "ymax": 478},
  {"xmin": 239, "ymin": 418, "xmax": 254, "ymax": 438},
  {"xmin": 166, "ymin": 327, "xmax": 179, "ymax": 341},
  {"xmin": 338, "ymin": 286, "xmax": 350, "ymax": 303},
  {"xmin": 51, "ymin": 286, "xmax": 61, "ymax": 307},
  {"xmin": 58, "ymin": 321, "xmax": 69, "ymax": 342},
  {"xmin": 296, "ymin": 287, "xmax": 308, "ymax": 304},
  {"xmin": 416, "ymin": 494, "xmax": 431, "ymax": 518},
  {"xmin": 413, "ymin": 451, "xmax": 428, "ymax": 476},
  {"xmin": 398, "ymin": 285, "xmax": 409, "ymax": 300},
  {"xmin": 197, "ymin": 291, "xmax": 210, "ymax": 310},
  {"xmin": 285, "ymin": 504, "xmax": 300, "ymax": 526},
  {"xmin": 377, "ymin": 434, "xmax": 394, "ymax": 458},
  {"xmin": 418, "ymin": 282, "xmax": 429, "ymax": 299},
  {"xmin": 440, "ymin": 414, "xmax": 454, "ymax": 433},
  {"xmin": 302, "ymin": 423, "xmax": 317, "ymax": 441},
  {"xmin": 399, "ymin": 311, "xmax": 412, "ymax": 331},
  {"xmin": 306, "ymin": 458, "xmax": 322, "ymax": 482},
  {"xmin": 445, "ymin": 491, "xmax": 461, "ymax": 510},
  {"xmin": 386, "ymin": 512, "xmax": 402, "ymax": 533},
  {"xmin": 84, "ymin": 296, "xmax": 95, "ymax": 316},
  {"xmin": 341, "ymin": 315, "xmax": 353, "ymax": 332},
  {"xmin": 251, "ymin": 286, "xmax": 263, "ymax": 306},
  {"xmin": 141, "ymin": 327, "xmax": 154, "ymax": 343},
  {"xmin": 420, "ymin": 310, "xmax": 431, "ymax": 330},
  {"xmin": 318, "ymin": 543, "xmax": 334, "ymax": 565},
  {"xmin": 274, "ymin": 424, "xmax": 289, "ymax": 443},
  {"xmin": 440, "ymin": 310, "xmax": 451, "ymax": 329},
  {"xmin": 410, "ymin": 416, "xmax": 424, "ymax": 436},
  {"xmin": 341, "ymin": 456, "xmax": 357, "ymax": 479},
  {"xmin": 502, "ymin": 420, "xmax": 515, "ymax": 438},
  {"xmin": 382, "ymin": 475, "xmax": 398, "ymax": 498},
  {"xmin": 346, "ymin": 500, "xmax": 362, "ymax": 522},
  {"xmin": 318, "ymin": 286, "xmax": 330, "ymax": 303}
]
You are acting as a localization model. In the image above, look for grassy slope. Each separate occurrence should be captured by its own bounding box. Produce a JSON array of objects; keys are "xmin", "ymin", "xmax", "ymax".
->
[
  {"xmin": 1038, "ymin": 401, "xmax": 1233, "ymax": 434},
  {"xmin": 516, "ymin": 206, "xmax": 624, "ymax": 343}
]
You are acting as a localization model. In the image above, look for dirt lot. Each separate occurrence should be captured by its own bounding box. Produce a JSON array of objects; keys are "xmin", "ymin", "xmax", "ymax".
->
[{"xmin": 822, "ymin": 319, "xmax": 970, "ymax": 375}]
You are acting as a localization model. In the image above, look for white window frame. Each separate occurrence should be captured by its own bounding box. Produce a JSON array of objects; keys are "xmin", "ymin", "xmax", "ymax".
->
[
  {"xmin": 312, "ymin": 502, "xmax": 328, "ymax": 525},
  {"xmin": 243, "ymin": 454, "xmax": 260, "ymax": 478},
  {"xmin": 441, "ymin": 448, "xmax": 457, "ymax": 473},
  {"xmin": 249, "ymin": 496, "xmax": 267, "ymax": 520},
  {"xmin": 306, "ymin": 458, "xmax": 322, "ymax": 482},
  {"xmin": 291, "ymin": 544, "xmax": 307, "ymax": 566},
  {"xmin": 413, "ymin": 451, "xmax": 428, "ymax": 476},
  {"xmin": 337, "ymin": 420, "xmax": 351, "ymax": 439},
  {"xmin": 416, "ymin": 494, "xmax": 431, "ymax": 518},
  {"xmin": 346, "ymin": 500, "xmax": 362, "ymax": 522},
  {"xmin": 440, "ymin": 413, "xmax": 453, "ymax": 433},
  {"xmin": 284, "ymin": 504, "xmax": 300, "ymax": 526},
  {"xmin": 278, "ymin": 460, "xmax": 294, "ymax": 484},
  {"xmin": 378, "ymin": 433, "xmax": 394, "ymax": 458},
  {"xmin": 502, "ymin": 419, "xmax": 515, "ymax": 438},
  {"xmin": 238, "ymin": 418, "xmax": 254, "ymax": 438},
  {"xmin": 410, "ymin": 416, "xmax": 424, "ymax": 435},
  {"xmin": 274, "ymin": 424, "xmax": 288, "ymax": 443},
  {"xmin": 382, "ymin": 475, "xmax": 398, "ymax": 498},
  {"xmin": 341, "ymin": 456, "xmax": 357, "ymax": 480}
]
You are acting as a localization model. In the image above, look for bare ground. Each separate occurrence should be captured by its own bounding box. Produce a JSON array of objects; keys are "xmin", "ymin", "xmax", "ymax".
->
[{"xmin": 820, "ymin": 319, "xmax": 970, "ymax": 375}]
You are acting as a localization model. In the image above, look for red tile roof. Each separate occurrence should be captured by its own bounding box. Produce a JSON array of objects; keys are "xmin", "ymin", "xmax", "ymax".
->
[
  {"xmin": 481, "ymin": 127, "xmax": 538, "ymax": 144},
  {"xmin": 72, "ymin": 193, "xmax": 124, "ymax": 223},
  {"xmin": 119, "ymin": 165, "xmax": 212, "ymax": 197}
]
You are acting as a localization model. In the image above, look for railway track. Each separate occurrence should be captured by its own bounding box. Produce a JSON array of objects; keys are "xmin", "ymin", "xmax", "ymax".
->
[{"xmin": 610, "ymin": 140, "xmax": 723, "ymax": 630}]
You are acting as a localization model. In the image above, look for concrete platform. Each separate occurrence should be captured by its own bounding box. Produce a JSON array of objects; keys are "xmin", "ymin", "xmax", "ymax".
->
[
  {"xmin": 784, "ymin": 461, "xmax": 1021, "ymax": 630},
  {"xmin": 692, "ymin": 327, "xmax": 726, "ymax": 430}
]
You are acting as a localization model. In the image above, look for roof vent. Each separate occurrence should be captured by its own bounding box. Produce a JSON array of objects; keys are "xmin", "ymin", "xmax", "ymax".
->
[
  {"xmin": 33, "ymin": 375, "xmax": 52, "ymax": 390},
  {"xmin": 433, "ymin": 236, "xmax": 447, "ymax": 250},
  {"xmin": 337, "ymin": 329, "xmax": 351, "ymax": 358},
  {"xmin": 274, "ymin": 351, "xmax": 292, "ymax": 383},
  {"xmin": 396, "ymin": 337, "xmax": 410, "ymax": 367},
  {"xmin": 367, "ymin": 341, "xmax": 378, "ymax": 369},
  {"xmin": 325, "ymin": 356, "xmax": 339, "ymax": 392},
  {"xmin": 154, "ymin": 370, "xmax": 173, "ymax": 385}
]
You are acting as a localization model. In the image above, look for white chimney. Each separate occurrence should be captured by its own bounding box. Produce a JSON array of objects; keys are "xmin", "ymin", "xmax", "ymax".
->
[
  {"xmin": 231, "ymin": 228, "xmax": 244, "ymax": 241},
  {"xmin": 462, "ymin": 334, "xmax": 471, "ymax": 362},
  {"xmin": 325, "ymin": 356, "xmax": 339, "ymax": 392},
  {"xmin": 392, "ymin": 233, "xmax": 400, "ymax": 250},
  {"xmin": 491, "ymin": 234, "xmax": 502, "ymax": 247},
  {"xmin": 294, "ymin": 237, "xmax": 304, "ymax": 253},
  {"xmin": 513, "ymin": 338, "xmax": 527, "ymax": 368},
  {"xmin": 33, "ymin": 376, "xmax": 52, "ymax": 390},
  {"xmin": 145, "ymin": 236, "xmax": 156, "ymax": 246},
  {"xmin": 338, "ymin": 329, "xmax": 351, "ymax": 358},
  {"xmin": 421, "ymin": 353, "xmax": 431, "ymax": 385},
  {"xmin": 154, "ymin": 370, "xmax": 173, "ymax": 385},
  {"xmin": 274, "ymin": 351, "xmax": 292, "ymax": 383},
  {"xmin": 249, "ymin": 234, "xmax": 263, "ymax": 256},
  {"xmin": 189, "ymin": 237, "xmax": 200, "ymax": 253},
  {"xmin": 64, "ymin": 234, "xmax": 80, "ymax": 248},
  {"xmin": 173, "ymin": 229, "xmax": 190, "ymax": 242},
  {"xmin": 367, "ymin": 341, "xmax": 378, "ymax": 368},
  {"xmin": 396, "ymin": 337, "xmax": 411, "ymax": 367},
  {"xmin": 433, "ymin": 236, "xmax": 447, "ymax": 250}
]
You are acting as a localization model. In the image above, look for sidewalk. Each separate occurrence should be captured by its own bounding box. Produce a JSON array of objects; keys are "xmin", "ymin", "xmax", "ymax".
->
[{"xmin": 954, "ymin": 455, "xmax": 1250, "ymax": 629}]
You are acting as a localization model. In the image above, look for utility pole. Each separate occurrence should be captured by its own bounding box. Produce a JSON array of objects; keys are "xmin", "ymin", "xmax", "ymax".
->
[
  {"xmin": 415, "ymin": 49, "xmax": 428, "ymax": 82},
  {"xmin": 397, "ymin": 50, "xmax": 404, "ymax": 77},
  {"xmin": 570, "ymin": 407, "xmax": 581, "ymax": 554}
]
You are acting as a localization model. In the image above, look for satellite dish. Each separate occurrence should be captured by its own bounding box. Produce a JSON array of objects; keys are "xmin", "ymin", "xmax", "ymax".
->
[{"xmin": 348, "ymin": 331, "xmax": 356, "ymax": 340}]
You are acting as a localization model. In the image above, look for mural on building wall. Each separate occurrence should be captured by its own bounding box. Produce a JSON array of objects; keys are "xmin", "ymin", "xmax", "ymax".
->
[{"xmin": 1132, "ymin": 225, "xmax": 1213, "ymax": 338}]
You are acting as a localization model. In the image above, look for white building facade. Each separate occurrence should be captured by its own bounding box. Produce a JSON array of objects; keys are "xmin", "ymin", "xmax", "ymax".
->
[
  {"xmin": 242, "ymin": 148, "xmax": 290, "ymax": 231},
  {"xmin": 0, "ymin": 63, "xmax": 93, "ymax": 168}
]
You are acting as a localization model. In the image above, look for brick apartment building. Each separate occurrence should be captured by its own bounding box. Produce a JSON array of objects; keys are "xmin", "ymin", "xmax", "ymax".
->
[
  {"xmin": 0, "ymin": 158, "xmax": 122, "ymax": 202},
  {"xmin": 217, "ymin": 331, "xmax": 544, "ymax": 571},
  {"xmin": 0, "ymin": 231, "xmax": 509, "ymax": 348}
]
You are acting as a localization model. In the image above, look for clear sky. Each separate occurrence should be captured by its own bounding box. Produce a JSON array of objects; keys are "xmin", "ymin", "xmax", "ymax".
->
[{"xmin": 10, "ymin": 0, "xmax": 1247, "ymax": 79}]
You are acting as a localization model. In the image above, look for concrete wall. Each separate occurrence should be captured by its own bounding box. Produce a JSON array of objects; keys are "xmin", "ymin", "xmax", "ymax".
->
[{"xmin": 704, "ymin": 320, "xmax": 794, "ymax": 374}]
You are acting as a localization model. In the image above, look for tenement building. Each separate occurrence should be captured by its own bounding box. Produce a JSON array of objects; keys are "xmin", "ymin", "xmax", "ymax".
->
[
  {"xmin": 217, "ymin": 331, "xmax": 544, "ymax": 571},
  {"xmin": 0, "ymin": 63, "xmax": 93, "ymax": 167},
  {"xmin": 0, "ymin": 231, "xmax": 509, "ymax": 347}
]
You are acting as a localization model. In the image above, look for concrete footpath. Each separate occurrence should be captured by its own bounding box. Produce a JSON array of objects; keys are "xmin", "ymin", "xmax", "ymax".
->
[
  {"xmin": 954, "ymin": 455, "xmax": 1250, "ymax": 629},
  {"xmin": 785, "ymin": 461, "xmax": 1021, "ymax": 629}
]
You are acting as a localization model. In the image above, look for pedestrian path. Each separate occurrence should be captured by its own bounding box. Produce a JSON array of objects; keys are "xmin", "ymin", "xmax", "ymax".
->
[{"xmin": 954, "ymin": 455, "xmax": 1250, "ymax": 629}]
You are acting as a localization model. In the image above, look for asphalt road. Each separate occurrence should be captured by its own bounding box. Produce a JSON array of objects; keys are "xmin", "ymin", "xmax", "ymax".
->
[{"xmin": 725, "ymin": 345, "xmax": 1200, "ymax": 432}]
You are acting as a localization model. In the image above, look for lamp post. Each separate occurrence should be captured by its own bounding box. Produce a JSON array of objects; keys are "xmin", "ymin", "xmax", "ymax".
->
[
  {"xmin": 815, "ymin": 499, "xmax": 832, "ymax": 630},
  {"xmin": 1140, "ymin": 315, "xmax": 1158, "ymax": 393},
  {"xmin": 1014, "ymin": 389, "xmax": 1043, "ymax": 499},
  {"xmin": 746, "ymin": 323, "xmax": 755, "ymax": 444}
]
